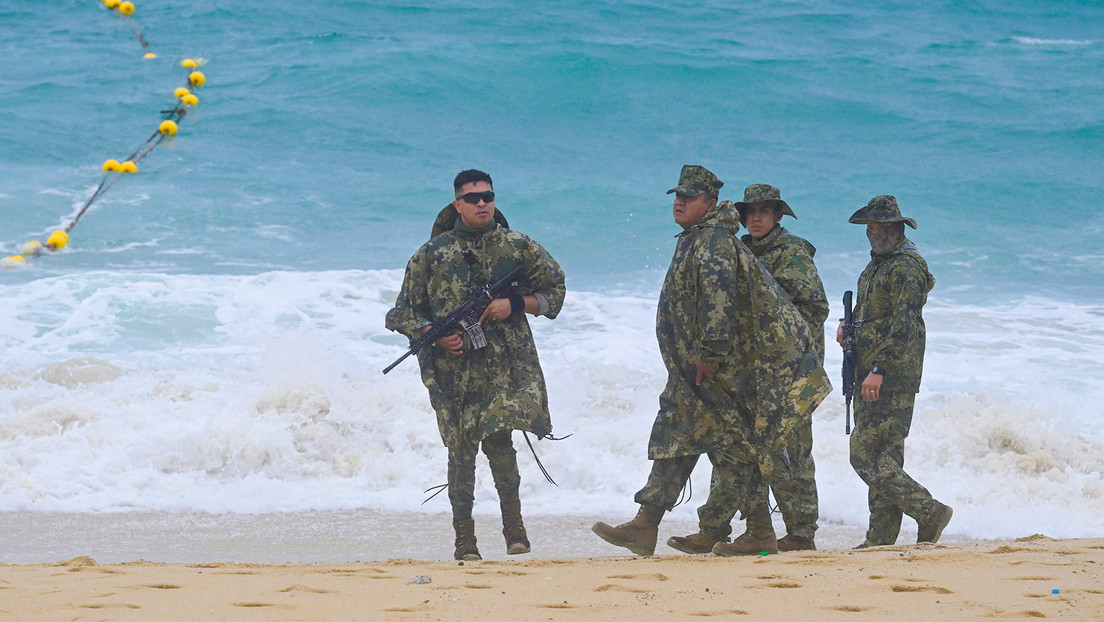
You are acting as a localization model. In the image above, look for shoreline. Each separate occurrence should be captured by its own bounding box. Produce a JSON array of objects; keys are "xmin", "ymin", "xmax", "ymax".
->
[
  {"xmin": 0, "ymin": 508, "xmax": 943, "ymax": 564},
  {"xmin": 2, "ymin": 536, "xmax": 1101, "ymax": 620}
]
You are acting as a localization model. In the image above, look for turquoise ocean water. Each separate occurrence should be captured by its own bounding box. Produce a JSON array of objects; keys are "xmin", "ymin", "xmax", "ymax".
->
[{"xmin": 1, "ymin": 1, "xmax": 1103, "ymax": 559}]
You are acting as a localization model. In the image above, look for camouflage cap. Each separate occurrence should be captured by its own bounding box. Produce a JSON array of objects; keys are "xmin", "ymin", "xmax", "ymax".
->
[
  {"xmin": 733, "ymin": 183, "xmax": 796, "ymax": 220},
  {"xmin": 666, "ymin": 165, "xmax": 724, "ymax": 197},
  {"xmin": 848, "ymin": 195, "xmax": 917, "ymax": 229}
]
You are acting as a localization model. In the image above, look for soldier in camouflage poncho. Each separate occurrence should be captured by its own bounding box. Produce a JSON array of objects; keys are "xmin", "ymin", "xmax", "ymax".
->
[
  {"xmin": 385, "ymin": 170, "xmax": 566, "ymax": 561},
  {"xmin": 671, "ymin": 184, "xmax": 830, "ymax": 555},
  {"xmin": 837, "ymin": 195, "xmax": 952, "ymax": 548},
  {"xmin": 592, "ymin": 166, "xmax": 830, "ymax": 557}
]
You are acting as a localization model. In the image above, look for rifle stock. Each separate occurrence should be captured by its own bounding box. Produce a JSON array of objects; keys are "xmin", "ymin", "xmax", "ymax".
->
[
  {"xmin": 383, "ymin": 265, "xmax": 524, "ymax": 374},
  {"xmin": 842, "ymin": 290, "xmax": 856, "ymax": 434}
]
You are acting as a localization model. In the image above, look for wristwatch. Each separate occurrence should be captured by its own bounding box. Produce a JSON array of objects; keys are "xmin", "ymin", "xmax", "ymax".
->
[{"xmin": 870, "ymin": 364, "xmax": 885, "ymax": 376}]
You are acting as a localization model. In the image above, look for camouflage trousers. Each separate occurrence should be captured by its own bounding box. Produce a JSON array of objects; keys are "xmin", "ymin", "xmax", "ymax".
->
[
  {"xmin": 850, "ymin": 391, "xmax": 938, "ymax": 545},
  {"xmin": 447, "ymin": 429, "xmax": 520, "ymax": 522},
  {"xmin": 633, "ymin": 450, "xmax": 761, "ymax": 519},
  {"xmin": 696, "ymin": 417, "xmax": 819, "ymax": 539}
]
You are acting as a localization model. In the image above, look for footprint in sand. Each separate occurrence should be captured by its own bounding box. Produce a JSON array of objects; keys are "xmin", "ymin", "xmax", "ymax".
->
[{"xmin": 891, "ymin": 585, "xmax": 953, "ymax": 594}]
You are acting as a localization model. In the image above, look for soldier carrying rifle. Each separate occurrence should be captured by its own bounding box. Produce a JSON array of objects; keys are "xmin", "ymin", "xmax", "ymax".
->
[{"xmin": 386, "ymin": 169, "xmax": 566, "ymax": 561}]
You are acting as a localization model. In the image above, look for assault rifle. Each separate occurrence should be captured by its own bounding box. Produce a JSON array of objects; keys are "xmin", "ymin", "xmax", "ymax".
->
[
  {"xmin": 841, "ymin": 290, "xmax": 856, "ymax": 434},
  {"xmin": 382, "ymin": 265, "xmax": 524, "ymax": 374}
]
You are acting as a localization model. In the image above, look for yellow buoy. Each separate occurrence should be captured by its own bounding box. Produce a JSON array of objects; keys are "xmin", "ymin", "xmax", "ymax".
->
[
  {"xmin": 181, "ymin": 94, "xmax": 199, "ymax": 106},
  {"xmin": 102, "ymin": 159, "xmax": 121, "ymax": 172},
  {"xmin": 120, "ymin": 161, "xmax": 138, "ymax": 173},
  {"xmin": 21, "ymin": 240, "xmax": 43, "ymax": 255},
  {"xmin": 47, "ymin": 231, "xmax": 70, "ymax": 250},
  {"xmin": 159, "ymin": 120, "xmax": 179, "ymax": 135},
  {"xmin": 173, "ymin": 87, "xmax": 191, "ymax": 98},
  {"xmin": 144, "ymin": 52, "xmax": 156, "ymax": 59},
  {"xmin": 188, "ymin": 71, "xmax": 206, "ymax": 87},
  {"xmin": 119, "ymin": 1, "xmax": 135, "ymax": 15},
  {"xmin": 181, "ymin": 58, "xmax": 198, "ymax": 68},
  {"xmin": 104, "ymin": 0, "xmax": 121, "ymax": 8},
  {"xmin": 1, "ymin": 255, "xmax": 27, "ymax": 268}
]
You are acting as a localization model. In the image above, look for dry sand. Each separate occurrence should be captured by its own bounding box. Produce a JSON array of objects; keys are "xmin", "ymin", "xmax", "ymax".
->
[{"xmin": 2, "ymin": 535, "xmax": 1101, "ymax": 620}]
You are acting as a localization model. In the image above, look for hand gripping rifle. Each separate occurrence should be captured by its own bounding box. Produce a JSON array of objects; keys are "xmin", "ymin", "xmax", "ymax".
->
[
  {"xmin": 382, "ymin": 265, "xmax": 524, "ymax": 374},
  {"xmin": 842, "ymin": 290, "xmax": 856, "ymax": 434}
]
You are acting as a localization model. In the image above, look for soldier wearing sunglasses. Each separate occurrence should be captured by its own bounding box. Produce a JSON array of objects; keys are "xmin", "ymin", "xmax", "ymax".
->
[{"xmin": 386, "ymin": 169, "xmax": 566, "ymax": 561}]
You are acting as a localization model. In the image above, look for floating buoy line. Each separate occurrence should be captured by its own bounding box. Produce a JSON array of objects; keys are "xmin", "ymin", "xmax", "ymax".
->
[
  {"xmin": 2, "ymin": 3, "xmax": 208, "ymax": 269},
  {"xmin": 102, "ymin": 0, "xmax": 157, "ymax": 58}
]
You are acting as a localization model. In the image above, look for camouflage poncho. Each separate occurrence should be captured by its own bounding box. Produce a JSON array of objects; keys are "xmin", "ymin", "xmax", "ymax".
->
[
  {"xmin": 649, "ymin": 203, "xmax": 831, "ymax": 463},
  {"xmin": 854, "ymin": 237, "xmax": 934, "ymax": 393},
  {"xmin": 742, "ymin": 225, "xmax": 830, "ymax": 362},
  {"xmin": 385, "ymin": 218, "xmax": 565, "ymax": 449}
]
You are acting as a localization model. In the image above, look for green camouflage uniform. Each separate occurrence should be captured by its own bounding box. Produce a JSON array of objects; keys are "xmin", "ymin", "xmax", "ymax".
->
[
  {"xmin": 637, "ymin": 199, "xmax": 831, "ymax": 519},
  {"xmin": 386, "ymin": 216, "xmax": 565, "ymax": 520},
  {"xmin": 695, "ymin": 221, "xmax": 829, "ymax": 539},
  {"xmin": 847, "ymin": 195, "xmax": 941, "ymax": 545}
]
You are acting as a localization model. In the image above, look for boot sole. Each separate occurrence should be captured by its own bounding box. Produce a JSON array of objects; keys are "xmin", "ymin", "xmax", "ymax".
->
[
  {"xmin": 592, "ymin": 523, "xmax": 655, "ymax": 556},
  {"xmin": 506, "ymin": 543, "xmax": 531, "ymax": 555}
]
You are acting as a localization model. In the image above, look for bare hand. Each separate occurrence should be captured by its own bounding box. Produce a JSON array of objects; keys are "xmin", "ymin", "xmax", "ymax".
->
[
  {"xmin": 419, "ymin": 324, "xmax": 464, "ymax": 355},
  {"xmin": 861, "ymin": 371, "xmax": 883, "ymax": 402},
  {"xmin": 693, "ymin": 360, "xmax": 718, "ymax": 386},
  {"xmin": 478, "ymin": 298, "xmax": 513, "ymax": 324},
  {"xmin": 836, "ymin": 320, "xmax": 845, "ymax": 347}
]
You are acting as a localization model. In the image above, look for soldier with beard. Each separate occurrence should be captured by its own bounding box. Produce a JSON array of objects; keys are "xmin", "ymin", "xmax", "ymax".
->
[{"xmin": 837, "ymin": 195, "xmax": 952, "ymax": 548}]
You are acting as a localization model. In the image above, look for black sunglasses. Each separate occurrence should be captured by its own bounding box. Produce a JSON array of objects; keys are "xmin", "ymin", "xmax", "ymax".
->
[{"xmin": 458, "ymin": 191, "xmax": 495, "ymax": 205}]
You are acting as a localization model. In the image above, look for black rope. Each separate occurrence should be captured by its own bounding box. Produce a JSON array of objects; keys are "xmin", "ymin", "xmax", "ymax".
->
[
  {"xmin": 421, "ymin": 483, "xmax": 448, "ymax": 505},
  {"xmin": 671, "ymin": 476, "xmax": 693, "ymax": 509},
  {"xmin": 523, "ymin": 431, "xmax": 558, "ymax": 486}
]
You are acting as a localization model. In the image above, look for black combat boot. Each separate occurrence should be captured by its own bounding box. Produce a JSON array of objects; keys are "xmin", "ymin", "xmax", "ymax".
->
[{"xmin": 453, "ymin": 518, "xmax": 481, "ymax": 561}]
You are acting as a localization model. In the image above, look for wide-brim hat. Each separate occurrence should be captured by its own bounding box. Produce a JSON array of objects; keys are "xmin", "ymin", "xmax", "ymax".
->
[
  {"xmin": 733, "ymin": 183, "xmax": 796, "ymax": 220},
  {"xmin": 666, "ymin": 164, "xmax": 724, "ymax": 196},
  {"xmin": 430, "ymin": 202, "xmax": 510, "ymax": 238},
  {"xmin": 848, "ymin": 195, "xmax": 917, "ymax": 229}
]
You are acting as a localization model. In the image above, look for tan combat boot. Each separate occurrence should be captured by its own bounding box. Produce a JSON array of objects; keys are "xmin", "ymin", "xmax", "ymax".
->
[
  {"xmin": 776, "ymin": 534, "xmax": 816, "ymax": 551},
  {"xmin": 712, "ymin": 508, "xmax": 778, "ymax": 556},
  {"xmin": 916, "ymin": 502, "xmax": 953, "ymax": 544},
  {"xmin": 591, "ymin": 503, "xmax": 663, "ymax": 556},
  {"xmin": 667, "ymin": 530, "xmax": 730, "ymax": 555},
  {"xmin": 453, "ymin": 518, "xmax": 482, "ymax": 561},
  {"xmin": 501, "ymin": 502, "xmax": 531, "ymax": 555}
]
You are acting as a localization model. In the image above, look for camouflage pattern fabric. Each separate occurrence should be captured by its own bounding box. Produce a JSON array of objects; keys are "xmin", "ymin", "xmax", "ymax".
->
[
  {"xmin": 446, "ymin": 429, "xmax": 517, "ymax": 521},
  {"xmin": 849, "ymin": 391, "xmax": 940, "ymax": 545},
  {"xmin": 848, "ymin": 194, "xmax": 918, "ymax": 229},
  {"xmin": 666, "ymin": 164, "xmax": 725, "ymax": 196},
  {"xmin": 386, "ymin": 218, "xmax": 566, "ymax": 449},
  {"xmin": 854, "ymin": 237, "xmax": 935, "ymax": 393},
  {"xmin": 743, "ymin": 226, "xmax": 830, "ymax": 362},
  {"xmin": 694, "ymin": 224, "xmax": 827, "ymax": 538},
  {"xmin": 648, "ymin": 202, "xmax": 832, "ymax": 473},
  {"xmin": 633, "ymin": 455, "xmax": 700, "ymax": 511}
]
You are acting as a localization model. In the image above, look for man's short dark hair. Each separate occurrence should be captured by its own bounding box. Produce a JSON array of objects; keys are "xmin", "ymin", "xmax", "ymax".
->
[{"xmin": 454, "ymin": 169, "xmax": 493, "ymax": 193}]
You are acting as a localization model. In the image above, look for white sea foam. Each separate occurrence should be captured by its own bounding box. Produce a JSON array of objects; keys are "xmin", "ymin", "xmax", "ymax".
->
[
  {"xmin": 1012, "ymin": 36, "xmax": 1093, "ymax": 46},
  {"xmin": 0, "ymin": 270, "xmax": 1102, "ymax": 541}
]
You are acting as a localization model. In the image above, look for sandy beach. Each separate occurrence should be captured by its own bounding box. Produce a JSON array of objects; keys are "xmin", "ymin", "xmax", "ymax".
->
[{"xmin": 2, "ymin": 536, "xmax": 1101, "ymax": 620}]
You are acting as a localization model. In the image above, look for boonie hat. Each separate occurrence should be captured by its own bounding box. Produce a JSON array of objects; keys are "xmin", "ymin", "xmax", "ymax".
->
[
  {"xmin": 848, "ymin": 195, "xmax": 917, "ymax": 229},
  {"xmin": 734, "ymin": 184, "xmax": 796, "ymax": 220},
  {"xmin": 667, "ymin": 165, "xmax": 724, "ymax": 197}
]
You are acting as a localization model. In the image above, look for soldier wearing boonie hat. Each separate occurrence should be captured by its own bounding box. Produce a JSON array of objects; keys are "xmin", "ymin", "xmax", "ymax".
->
[
  {"xmin": 671, "ymin": 183, "xmax": 829, "ymax": 555},
  {"xmin": 837, "ymin": 194, "xmax": 952, "ymax": 549},
  {"xmin": 592, "ymin": 165, "xmax": 831, "ymax": 558}
]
